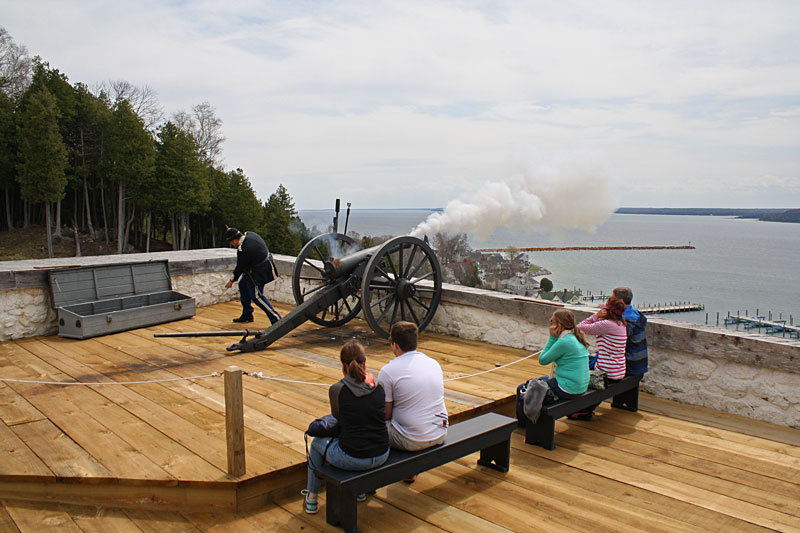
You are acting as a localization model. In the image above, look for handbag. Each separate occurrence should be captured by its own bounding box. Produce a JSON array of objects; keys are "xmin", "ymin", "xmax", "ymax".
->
[
  {"xmin": 588, "ymin": 369, "xmax": 608, "ymax": 390},
  {"xmin": 306, "ymin": 414, "xmax": 340, "ymax": 437}
]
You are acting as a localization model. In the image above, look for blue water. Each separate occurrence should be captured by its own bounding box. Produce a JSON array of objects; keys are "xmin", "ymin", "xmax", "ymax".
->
[{"xmin": 299, "ymin": 209, "xmax": 800, "ymax": 327}]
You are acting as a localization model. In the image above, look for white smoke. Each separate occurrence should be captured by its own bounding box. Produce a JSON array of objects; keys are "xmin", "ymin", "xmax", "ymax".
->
[{"xmin": 410, "ymin": 152, "xmax": 618, "ymax": 240}]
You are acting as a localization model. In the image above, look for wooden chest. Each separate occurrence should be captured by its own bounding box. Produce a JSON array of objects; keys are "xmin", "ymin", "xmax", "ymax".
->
[{"xmin": 48, "ymin": 261, "xmax": 196, "ymax": 339}]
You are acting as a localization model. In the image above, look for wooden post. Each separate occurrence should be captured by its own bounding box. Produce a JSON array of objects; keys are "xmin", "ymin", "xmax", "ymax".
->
[{"xmin": 224, "ymin": 365, "xmax": 246, "ymax": 477}]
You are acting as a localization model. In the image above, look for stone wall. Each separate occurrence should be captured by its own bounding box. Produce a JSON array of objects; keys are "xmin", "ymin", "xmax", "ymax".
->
[{"xmin": 1, "ymin": 250, "xmax": 797, "ymax": 428}]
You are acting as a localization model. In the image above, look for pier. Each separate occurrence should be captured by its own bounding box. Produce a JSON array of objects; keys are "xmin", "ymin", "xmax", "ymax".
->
[
  {"xmin": 476, "ymin": 245, "xmax": 696, "ymax": 252},
  {"xmin": 639, "ymin": 302, "xmax": 704, "ymax": 314},
  {"xmin": 723, "ymin": 314, "xmax": 800, "ymax": 338}
]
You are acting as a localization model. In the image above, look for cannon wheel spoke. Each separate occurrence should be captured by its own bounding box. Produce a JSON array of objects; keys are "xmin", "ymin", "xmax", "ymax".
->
[
  {"xmin": 404, "ymin": 244, "xmax": 418, "ymax": 278},
  {"xmin": 361, "ymin": 236, "xmax": 442, "ymax": 339},
  {"xmin": 292, "ymin": 232, "xmax": 362, "ymax": 327}
]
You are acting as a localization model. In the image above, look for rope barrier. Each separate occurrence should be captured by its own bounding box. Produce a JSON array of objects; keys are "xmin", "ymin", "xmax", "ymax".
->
[
  {"xmin": 244, "ymin": 371, "xmax": 332, "ymax": 386},
  {"xmin": 0, "ymin": 372, "xmax": 220, "ymax": 386},
  {"xmin": 0, "ymin": 350, "xmax": 541, "ymax": 388},
  {"xmin": 242, "ymin": 350, "xmax": 543, "ymax": 386},
  {"xmin": 444, "ymin": 350, "xmax": 541, "ymax": 382}
]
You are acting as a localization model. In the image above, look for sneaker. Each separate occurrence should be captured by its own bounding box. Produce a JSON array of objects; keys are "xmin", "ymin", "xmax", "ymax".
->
[
  {"xmin": 233, "ymin": 315, "xmax": 254, "ymax": 323},
  {"xmin": 300, "ymin": 489, "xmax": 318, "ymax": 514},
  {"xmin": 357, "ymin": 493, "xmax": 367, "ymax": 502},
  {"xmin": 567, "ymin": 411, "xmax": 593, "ymax": 421},
  {"xmin": 403, "ymin": 475, "xmax": 417, "ymax": 484}
]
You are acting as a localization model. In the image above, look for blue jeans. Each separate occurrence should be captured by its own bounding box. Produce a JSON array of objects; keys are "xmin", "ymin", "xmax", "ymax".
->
[
  {"xmin": 306, "ymin": 437, "xmax": 390, "ymax": 494},
  {"xmin": 541, "ymin": 376, "xmax": 581, "ymax": 402},
  {"xmin": 238, "ymin": 276, "xmax": 281, "ymax": 324}
]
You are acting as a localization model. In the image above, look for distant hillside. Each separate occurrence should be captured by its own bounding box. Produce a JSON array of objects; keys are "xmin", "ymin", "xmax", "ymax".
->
[
  {"xmin": 757, "ymin": 208, "xmax": 800, "ymax": 223},
  {"xmin": 615, "ymin": 207, "xmax": 788, "ymax": 217},
  {"xmin": 615, "ymin": 207, "xmax": 800, "ymax": 222}
]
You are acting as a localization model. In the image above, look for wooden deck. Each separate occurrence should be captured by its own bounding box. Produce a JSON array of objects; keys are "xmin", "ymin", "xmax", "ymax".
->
[{"xmin": 1, "ymin": 301, "xmax": 799, "ymax": 531}]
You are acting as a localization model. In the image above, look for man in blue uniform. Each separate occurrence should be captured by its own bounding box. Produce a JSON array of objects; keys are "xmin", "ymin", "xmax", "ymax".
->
[{"xmin": 224, "ymin": 227, "xmax": 282, "ymax": 324}]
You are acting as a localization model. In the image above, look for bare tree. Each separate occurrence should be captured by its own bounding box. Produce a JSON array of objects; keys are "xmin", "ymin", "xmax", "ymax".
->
[
  {"xmin": 172, "ymin": 101, "xmax": 225, "ymax": 166},
  {"xmin": 99, "ymin": 79, "xmax": 164, "ymax": 131},
  {"xmin": 0, "ymin": 27, "xmax": 32, "ymax": 98},
  {"xmin": 432, "ymin": 232, "xmax": 470, "ymax": 264}
]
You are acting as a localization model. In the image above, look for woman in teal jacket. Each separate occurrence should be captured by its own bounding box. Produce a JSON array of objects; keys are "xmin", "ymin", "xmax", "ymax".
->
[
  {"xmin": 539, "ymin": 309, "xmax": 591, "ymax": 397},
  {"xmin": 516, "ymin": 309, "xmax": 590, "ymax": 427}
]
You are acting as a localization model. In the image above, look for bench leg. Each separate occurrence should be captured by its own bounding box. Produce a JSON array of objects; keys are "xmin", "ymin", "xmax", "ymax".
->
[
  {"xmin": 611, "ymin": 384, "xmax": 640, "ymax": 412},
  {"xmin": 525, "ymin": 413, "xmax": 556, "ymax": 450},
  {"xmin": 325, "ymin": 484, "xmax": 359, "ymax": 533},
  {"xmin": 477, "ymin": 439, "xmax": 511, "ymax": 473}
]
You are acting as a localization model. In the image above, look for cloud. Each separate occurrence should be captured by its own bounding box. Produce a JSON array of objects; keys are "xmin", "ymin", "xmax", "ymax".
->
[{"xmin": 2, "ymin": 0, "xmax": 799, "ymax": 208}]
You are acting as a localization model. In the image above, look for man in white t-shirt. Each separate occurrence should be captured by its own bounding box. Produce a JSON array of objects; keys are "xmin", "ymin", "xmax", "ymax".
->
[{"xmin": 378, "ymin": 321, "xmax": 448, "ymax": 461}]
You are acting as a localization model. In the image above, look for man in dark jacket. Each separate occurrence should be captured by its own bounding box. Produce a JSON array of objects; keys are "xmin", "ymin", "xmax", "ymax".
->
[
  {"xmin": 612, "ymin": 286, "xmax": 648, "ymax": 376},
  {"xmin": 224, "ymin": 227, "xmax": 281, "ymax": 324}
]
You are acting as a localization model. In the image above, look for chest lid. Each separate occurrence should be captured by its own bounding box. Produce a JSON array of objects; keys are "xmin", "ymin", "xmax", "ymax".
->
[{"xmin": 48, "ymin": 261, "xmax": 173, "ymax": 309}]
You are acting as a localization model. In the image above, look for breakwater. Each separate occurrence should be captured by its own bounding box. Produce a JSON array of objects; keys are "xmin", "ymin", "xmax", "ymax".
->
[{"xmin": 476, "ymin": 245, "xmax": 695, "ymax": 252}]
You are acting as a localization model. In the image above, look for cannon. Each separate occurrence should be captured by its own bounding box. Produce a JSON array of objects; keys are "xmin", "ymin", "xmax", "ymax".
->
[{"xmin": 155, "ymin": 231, "xmax": 443, "ymax": 352}]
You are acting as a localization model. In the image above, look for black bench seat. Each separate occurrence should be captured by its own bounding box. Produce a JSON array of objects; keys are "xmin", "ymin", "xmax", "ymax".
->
[
  {"xmin": 314, "ymin": 412, "xmax": 517, "ymax": 533},
  {"xmin": 525, "ymin": 374, "xmax": 641, "ymax": 450}
]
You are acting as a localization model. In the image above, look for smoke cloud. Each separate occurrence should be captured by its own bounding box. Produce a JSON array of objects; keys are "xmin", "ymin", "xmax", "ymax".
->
[{"xmin": 410, "ymin": 152, "xmax": 618, "ymax": 240}]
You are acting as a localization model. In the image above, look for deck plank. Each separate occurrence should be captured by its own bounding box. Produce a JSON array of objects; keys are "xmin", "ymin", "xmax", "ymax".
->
[
  {"xmin": 10, "ymin": 420, "xmax": 110, "ymax": 479},
  {"xmin": 519, "ymin": 431, "xmax": 799, "ymax": 532},
  {"xmin": 0, "ymin": 383, "xmax": 45, "ymax": 427},
  {"xmin": 2, "ymin": 500, "xmax": 81, "ymax": 532},
  {"xmin": 0, "ymin": 420, "xmax": 54, "ymax": 479},
  {"xmin": 587, "ymin": 408, "xmax": 800, "ymax": 484}
]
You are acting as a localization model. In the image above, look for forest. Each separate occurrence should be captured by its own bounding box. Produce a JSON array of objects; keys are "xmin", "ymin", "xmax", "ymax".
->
[{"xmin": 0, "ymin": 28, "xmax": 311, "ymax": 259}]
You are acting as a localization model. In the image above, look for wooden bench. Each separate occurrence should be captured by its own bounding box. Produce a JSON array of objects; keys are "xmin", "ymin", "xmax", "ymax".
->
[
  {"xmin": 525, "ymin": 375, "xmax": 641, "ymax": 450},
  {"xmin": 314, "ymin": 412, "xmax": 517, "ymax": 533}
]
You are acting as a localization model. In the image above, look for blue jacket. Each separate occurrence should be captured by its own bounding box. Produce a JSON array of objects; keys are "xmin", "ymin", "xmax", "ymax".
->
[{"xmin": 623, "ymin": 305, "xmax": 648, "ymax": 375}]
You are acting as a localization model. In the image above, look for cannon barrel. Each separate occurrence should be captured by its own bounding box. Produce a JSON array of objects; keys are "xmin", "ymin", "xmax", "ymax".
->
[{"xmin": 322, "ymin": 244, "xmax": 379, "ymax": 279}]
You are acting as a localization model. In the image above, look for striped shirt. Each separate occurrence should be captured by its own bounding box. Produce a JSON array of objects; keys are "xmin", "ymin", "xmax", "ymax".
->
[{"xmin": 578, "ymin": 314, "xmax": 628, "ymax": 380}]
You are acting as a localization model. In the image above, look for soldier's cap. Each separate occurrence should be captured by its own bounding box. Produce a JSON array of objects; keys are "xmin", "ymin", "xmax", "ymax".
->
[{"xmin": 225, "ymin": 227, "xmax": 242, "ymax": 242}]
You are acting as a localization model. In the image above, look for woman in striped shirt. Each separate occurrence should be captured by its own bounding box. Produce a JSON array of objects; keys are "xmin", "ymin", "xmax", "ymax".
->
[{"xmin": 570, "ymin": 296, "xmax": 628, "ymax": 420}]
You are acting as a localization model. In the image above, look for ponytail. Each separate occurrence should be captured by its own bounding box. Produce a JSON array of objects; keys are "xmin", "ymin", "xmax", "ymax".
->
[
  {"xmin": 340, "ymin": 340, "xmax": 367, "ymax": 382},
  {"xmin": 572, "ymin": 327, "xmax": 590, "ymax": 348},
  {"xmin": 346, "ymin": 359, "xmax": 366, "ymax": 382}
]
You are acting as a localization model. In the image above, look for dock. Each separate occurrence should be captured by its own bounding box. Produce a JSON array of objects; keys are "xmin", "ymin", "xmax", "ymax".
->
[
  {"xmin": 640, "ymin": 302, "xmax": 705, "ymax": 314},
  {"xmin": 724, "ymin": 315, "xmax": 800, "ymax": 337},
  {"xmin": 1, "ymin": 300, "xmax": 798, "ymax": 531},
  {"xmin": 476, "ymin": 245, "xmax": 696, "ymax": 252}
]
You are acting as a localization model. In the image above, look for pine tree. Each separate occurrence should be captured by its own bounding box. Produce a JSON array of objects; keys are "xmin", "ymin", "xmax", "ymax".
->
[
  {"xmin": 15, "ymin": 87, "xmax": 67, "ymax": 257},
  {"xmin": 263, "ymin": 184, "xmax": 306, "ymax": 255},
  {"xmin": 154, "ymin": 121, "xmax": 209, "ymax": 249},
  {"xmin": 107, "ymin": 99, "xmax": 154, "ymax": 252}
]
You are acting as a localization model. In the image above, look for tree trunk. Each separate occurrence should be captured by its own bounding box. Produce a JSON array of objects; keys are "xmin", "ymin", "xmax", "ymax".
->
[
  {"xmin": 23, "ymin": 199, "xmax": 30, "ymax": 228},
  {"xmin": 82, "ymin": 128, "xmax": 95, "ymax": 237},
  {"xmin": 122, "ymin": 203, "xmax": 135, "ymax": 252},
  {"xmin": 117, "ymin": 182, "xmax": 125, "ymax": 253},
  {"xmin": 45, "ymin": 202, "xmax": 54, "ymax": 258},
  {"xmin": 211, "ymin": 217, "xmax": 216, "ymax": 248},
  {"xmin": 179, "ymin": 212, "xmax": 188, "ymax": 250},
  {"xmin": 4, "ymin": 185, "xmax": 13, "ymax": 230},
  {"xmin": 100, "ymin": 132, "xmax": 110, "ymax": 243},
  {"xmin": 145, "ymin": 211, "xmax": 151, "ymax": 253},
  {"xmin": 171, "ymin": 214, "xmax": 178, "ymax": 251},
  {"xmin": 73, "ymin": 219, "xmax": 81, "ymax": 257},
  {"xmin": 100, "ymin": 175, "xmax": 110, "ymax": 243},
  {"xmin": 83, "ymin": 176, "xmax": 95, "ymax": 236},
  {"xmin": 54, "ymin": 199, "xmax": 62, "ymax": 237}
]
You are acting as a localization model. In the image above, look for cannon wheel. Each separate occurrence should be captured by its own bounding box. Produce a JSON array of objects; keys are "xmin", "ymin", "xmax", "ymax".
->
[
  {"xmin": 292, "ymin": 232, "xmax": 363, "ymax": 327},
  {"xmin": 361, "ymin": 235, "xmax": 443, "ymax": 338}
]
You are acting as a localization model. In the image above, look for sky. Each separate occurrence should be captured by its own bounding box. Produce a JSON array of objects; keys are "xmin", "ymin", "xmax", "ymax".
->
[{"xmin": 3, "ymin": 0, "xmax": 800, "ymax": 210}]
